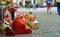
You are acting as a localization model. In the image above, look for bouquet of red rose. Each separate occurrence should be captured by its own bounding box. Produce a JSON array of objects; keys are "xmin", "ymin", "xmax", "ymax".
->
[
  {"xmin": 8, "ymin": 8, "xmax": 17, "ymax": 13},
  {"xmin": 12, "ymin": 14, "xmax": 32, "ymax": 35}
]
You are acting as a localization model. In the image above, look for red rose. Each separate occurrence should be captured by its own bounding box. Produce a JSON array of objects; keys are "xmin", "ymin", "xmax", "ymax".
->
[
  {"xmin": 17, "ymin": 19, "xmax": 27, "ymax": 25},
  {"xmin": 16, "ymin": 14, "xmax": 20, "ymax": 18},
  {"xmin": 24, "ymin": 29, "xmax": 32, "ymax": 34},
  {"xmin": 8, "ymin": 9, "xmax": 13, "ymax": 12},
  {"xmin": 12, "ymin": 20, "xmax": 20, "ymax": 29},
  {"xmin": 8, "ymin": 8, "xmax": 17, "ymax": 13},
  {"xmin": 12, "ymin": 17, "xmax": 28, "ymax": 35},
  {"xmin": 4, "ymin": 14, "xmax": 10, "ymax": 22},
  {"xmin": 13, "ymin": 8, "xmax": 17, "ymax": 12},
  {"xmin": 12, "ymin": 20, "xmax": 26, "ymax": 35},
  {"xmin": 15, "ymin": 29, "xmax": 24, "ymax": 35},
  {"xmin": 29, "ymin": 16, "xmax": 35, "ymax": 22},
  {"xmin": 5, "ymin": 27, "xmax": 15, "ymax": 36},
  {"xmin": 29, "ymin": 12, "xmax": 32, "ymax": 14},
  {"xmin": 19, "ymin": 25, "xmax": 26, "ymax": 30},
  {"xmin": 5, "ymin": 14, "xmax": 9, "ymax": 17}
]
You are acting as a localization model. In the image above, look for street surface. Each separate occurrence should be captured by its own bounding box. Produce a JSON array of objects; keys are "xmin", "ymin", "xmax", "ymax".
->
[{"xmin": 1, "ymin": 7, "xmax": 60, "ymax": 37}]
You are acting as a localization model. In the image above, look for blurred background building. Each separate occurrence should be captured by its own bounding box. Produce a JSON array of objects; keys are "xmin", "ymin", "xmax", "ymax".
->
[{"xmin": 2, "ymin": 0, "xmax": 56, "ymax": 7}]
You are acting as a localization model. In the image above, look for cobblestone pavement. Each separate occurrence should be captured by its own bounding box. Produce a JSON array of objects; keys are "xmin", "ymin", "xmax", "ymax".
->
[{"xmin": 1, "ymin": 7, "xmax": 60, "ymax": 37}]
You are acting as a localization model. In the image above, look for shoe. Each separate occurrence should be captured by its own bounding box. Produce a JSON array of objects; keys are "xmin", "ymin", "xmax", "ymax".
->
[
  {"xmin": 58, "ymin": 14, "xmax": 60, "ymax": 15},
  {"xmin": 50, "ymin": 12, "xmax": 52, "ymax": 14}
]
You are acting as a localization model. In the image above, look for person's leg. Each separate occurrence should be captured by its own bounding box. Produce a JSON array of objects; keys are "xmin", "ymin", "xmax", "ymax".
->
[
  {"xmin": 47, "ymin": 6, "xmax": 48, "ymax": 12},
  {"xmin": 57, "ymin": 7, "xmax": 60, "ymax": 15},
  {"xmin": 49, "ymin": 6, "xmax": 52, "ymax": 14},
  {"xmin": 47, "ymin": 4, "xmax": 52, "ymax": 14},
  {"xmin": 11, "ymin": 12, "xmax": 14, "ymax": 20},
  {"xmin": 47, "ymin": 4, "xmax": 50, "ymax": 13}
]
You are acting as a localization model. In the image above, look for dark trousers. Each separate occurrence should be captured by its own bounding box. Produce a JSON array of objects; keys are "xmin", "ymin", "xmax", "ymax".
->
[
  {"xmin": 57, "ymin": 2, "xmax": 60, "ymax": 15},
  {"xmin": 11, "ymin": 12, "xmax": 14, "ymax": 20},
  {"xmin": 57, "ymin": 7, "xmax": 60, "ymax": 15}
]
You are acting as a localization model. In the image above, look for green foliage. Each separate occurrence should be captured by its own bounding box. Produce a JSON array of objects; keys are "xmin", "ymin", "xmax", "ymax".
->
[
  {"xmin": 0, "ymin": 2, "xmax": 6, "ymax": 5},
  {"xmin": 6, "ymin": 1, "xmax": 11, "ymax": 5}
]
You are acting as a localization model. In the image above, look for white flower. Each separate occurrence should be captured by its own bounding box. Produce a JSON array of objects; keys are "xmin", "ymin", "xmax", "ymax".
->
[{"xmin": 33, "ymin": 20, "xmax": 39, "ymax": 24}]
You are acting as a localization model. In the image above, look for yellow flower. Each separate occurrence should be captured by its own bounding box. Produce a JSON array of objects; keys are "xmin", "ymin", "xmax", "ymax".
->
[
  {"xmin": 1, "ymin": 23, "xmax": 6, "ymax": 30},
  {"xmin": 27, "ymin": 14, "xmax": 34, "ymax": 19},
  {"xmin": 31, "ymin": 24, "xmax": 38, "ymax": 29}
]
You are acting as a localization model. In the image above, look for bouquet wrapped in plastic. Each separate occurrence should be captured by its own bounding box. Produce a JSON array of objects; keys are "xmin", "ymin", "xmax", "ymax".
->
[
  {"xmin": 26, "ymin": 12, "xmax": 38, "ymax": 29},
  {"xmin": 12, "ymin": 14, "xmax": 32, "ymax": 35},
  {"xmin": 1, "ymin": 12, "xmax": 38, "ymax": 36}
]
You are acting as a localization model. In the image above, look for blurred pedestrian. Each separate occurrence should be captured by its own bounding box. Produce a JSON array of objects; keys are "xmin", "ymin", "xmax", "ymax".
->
[
  {"xmin": 56, "ymin": 0, "xmax": 60, "ymax": 15},
  {"xmin": 46, "ymin": 0, "xmax": 52, "ymax": 14},
  {"xmin": 19, "ymin": 2, "xmax": 23, "ymax": 7},
  {"xmin": 33, "ymin": 0, "xmax": 36, "ymax": 9}
]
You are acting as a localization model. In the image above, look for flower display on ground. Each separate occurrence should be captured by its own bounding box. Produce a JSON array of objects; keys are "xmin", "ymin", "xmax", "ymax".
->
[{"xmin": 1, "ymin": 12, "xmax": 38, "ymax": 36}]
